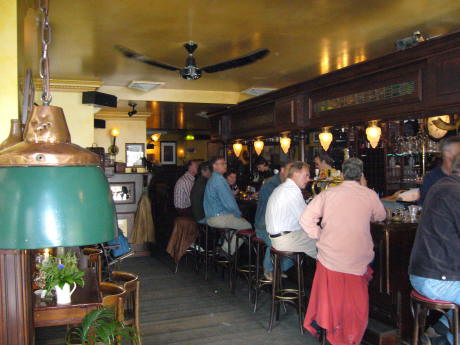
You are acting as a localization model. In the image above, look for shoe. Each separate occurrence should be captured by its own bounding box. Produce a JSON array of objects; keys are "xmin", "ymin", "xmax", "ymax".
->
[{"xmin": 264, "ymin": 270, "xmax": 273, "ymax": 281}]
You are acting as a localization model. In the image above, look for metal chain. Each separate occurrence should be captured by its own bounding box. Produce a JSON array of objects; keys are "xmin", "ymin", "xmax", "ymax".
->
[{"xmin": 39, "ymin": 0, "xmax": 52, "ymax": 105}]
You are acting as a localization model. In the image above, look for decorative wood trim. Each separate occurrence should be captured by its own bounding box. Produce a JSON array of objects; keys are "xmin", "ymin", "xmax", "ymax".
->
[
  {"xmin": 94, "ymin": 109, "xmax": 150, "ymax": 121},
  {"xmin": 34, "ymin": 79, "xmax": 103, "ymax": 92}
]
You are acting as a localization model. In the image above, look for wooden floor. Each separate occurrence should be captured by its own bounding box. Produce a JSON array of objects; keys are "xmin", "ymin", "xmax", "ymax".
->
[{"xmin": 36, "ymin": 252, "xmax": 318, "ymax": 345}]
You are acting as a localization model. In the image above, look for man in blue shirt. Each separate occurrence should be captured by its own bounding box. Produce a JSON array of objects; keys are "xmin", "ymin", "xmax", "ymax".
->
[
  {"xmin": 254, "ymin": 161, "xmax": 294, "ymax": 280},
  {"xmin": 419, "ymin": 136, "xmax": 460, "ymax": 204},
  {"xmin": 204, "ymin": 156, "xmax": 251, "ymax": 254}
]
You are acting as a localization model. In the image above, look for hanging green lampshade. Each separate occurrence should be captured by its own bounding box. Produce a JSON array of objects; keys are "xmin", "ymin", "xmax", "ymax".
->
[{"xmin": 0, "ymin": 105, "xmax": 117, "ymax": 249}]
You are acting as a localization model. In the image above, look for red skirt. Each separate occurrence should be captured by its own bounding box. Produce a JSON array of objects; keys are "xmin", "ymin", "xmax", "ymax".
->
[{"xmin": 304, "ymin": 261, "xmax": 372, "ymax": 345}]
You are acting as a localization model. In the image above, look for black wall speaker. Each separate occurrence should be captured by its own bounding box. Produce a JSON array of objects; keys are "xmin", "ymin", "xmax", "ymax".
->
[
  {"xmin": 82, "ymin": 91, "xmax": 117, "ymax": 108},
  {"xmin": 94, "ymin": 119, "xmax": 106, "ymax": 129}
]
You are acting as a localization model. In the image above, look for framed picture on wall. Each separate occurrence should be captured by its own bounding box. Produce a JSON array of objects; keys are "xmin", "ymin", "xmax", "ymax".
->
[
  {"xmin": 160, "ymin": 141, "xmax": 176, "ymax": 165},
  {"xmin": 109, "ymin": 182, "xmax": 136, "ymax": 204},
  {"xmin": 125, "ymin": 143, "xmax": 145, "ymax": 167},
  {"xmin": 117, "ymin": 212, "xmax": 135, "ymax": 238}
]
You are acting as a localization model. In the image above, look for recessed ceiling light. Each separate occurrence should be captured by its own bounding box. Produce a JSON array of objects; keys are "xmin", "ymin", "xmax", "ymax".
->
[
  {"xmin": 127, "ymin": 81, "xmax": 165, "ymax": 92},
  {"xmin": 241, "ymin": 87, "xmax": 276, "ymax": 96}
]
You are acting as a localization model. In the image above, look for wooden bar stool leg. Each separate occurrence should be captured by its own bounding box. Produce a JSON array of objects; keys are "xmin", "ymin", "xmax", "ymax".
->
[
  {"xmin": 232, "ymin": 234, "xmax": 240, "ymax": 294},
  {"xmin": 268, "ymin": 252, "xmax": 279, "ymax": 332},
  {"xmin": 204, "ymin": 225, "xmax": 209, "ymax": 280},
  {"xmin": 454, "ymin": 308, "xmax": 459, "ymax": 345},
  {"xmin": 253, "ymin": 240, "xmax": 261, "ymax": 313},
  {"xmin": 247, "ymin": 236, "xmax": 252, "ymax": 302},
  {"xmin": 296, "ymin": 254, "xmax": 304, "ymax": 334},
  {"xmin": 411, "ymin": 301, "xmax": 420, "ymax": 345}
]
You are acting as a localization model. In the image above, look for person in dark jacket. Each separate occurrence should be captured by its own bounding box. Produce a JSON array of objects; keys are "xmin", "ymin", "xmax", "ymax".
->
[
  {"xmin": 419, "ymin": 136, "xmax": 460, "ymax": 205},
  {"xmin": 409, "ymin": 153, "xmax": 460, "ymax": 345},
  {"xmin": 190, "ymin": 161, "xmax": 211, "ymax": 223}
]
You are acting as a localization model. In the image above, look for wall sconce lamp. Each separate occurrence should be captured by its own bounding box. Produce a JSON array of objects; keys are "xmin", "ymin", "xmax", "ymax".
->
[
  {"xmin": 319, "ymin": 127, "xmax": 333, "ymax": 151},
  {"xmin": 151, "ymin": 133, "xmax": 161, "ymax": 142},
  {"xmin": 108, "ymin": 128, "xmax": 120, "ymax": 156},
  {"xmin": 233, "ymin": 141, "xmax": 243, "ymax": 157},
  {"xmin": 253, "ymin": 137, "xmax": 264, "ymax": 155},
  {"xmin": 280, "ymin": 135, "xmax": 291, "ymax": 154},
  {"xmin": 366, "ymin": 121, "xmax": 382, "ymax": 148}
]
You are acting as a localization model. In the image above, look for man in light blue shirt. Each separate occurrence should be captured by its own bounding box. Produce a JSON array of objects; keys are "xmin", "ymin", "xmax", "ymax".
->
[{"xmin": 204, "ymin": 156, "xmax": 251, "ymax": 254}]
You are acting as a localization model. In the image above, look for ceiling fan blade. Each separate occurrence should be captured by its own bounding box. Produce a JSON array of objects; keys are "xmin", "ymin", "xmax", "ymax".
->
[
  {"xmin": 201, "ymin": 48, "xmax": 270, "ymax": 73},
  {"xmin": 115, "ymin": 45, "xmax": 181, "ymax": 72}
]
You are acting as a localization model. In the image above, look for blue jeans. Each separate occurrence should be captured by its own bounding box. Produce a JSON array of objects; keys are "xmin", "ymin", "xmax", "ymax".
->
[
  {"xmin": 255, "ymin": 228, "xmax": 294, "ymax": 273},
  {"xmin": 410, "ymin": 274, "xmax": 460, "ymax": 345}
]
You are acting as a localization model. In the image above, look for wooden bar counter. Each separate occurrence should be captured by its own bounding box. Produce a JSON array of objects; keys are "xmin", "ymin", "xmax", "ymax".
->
[{"xmin": 364, "ymin": 221, "xmax": 417, "ymax": 345}]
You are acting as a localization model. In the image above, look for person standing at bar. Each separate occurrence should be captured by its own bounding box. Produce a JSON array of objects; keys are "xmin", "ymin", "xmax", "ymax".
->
[
  {"xmin": 204, "ymin": 156, "xmax": 251, "ymax": 255},
  {"xmin": 300, "ymin": 158, "xmax": 386, "ymax": 345},
  {"xmin": 190, "ymin": 161, "xmax": 211, "ymax": 224},
  {"xmin": 265, "ymin": 161, "xmax": 317, "ymax": 258},
  {"xmin": 419, "ymin": 136, "xmax": 460, "ymax": 204},
  {"xmin": 173, "ymin": 160, "xmax": 199, "ymax": 217},
  {"xmin": 254, "ymin": 161, "xmax": 294, "ymax": 281},
  {"xmin": 409, "ymin": 154, "xmax": 460, "ymax": 345}
]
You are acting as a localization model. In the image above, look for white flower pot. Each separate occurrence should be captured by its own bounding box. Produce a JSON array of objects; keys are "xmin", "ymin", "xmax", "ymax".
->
[{"xmin": 55, "ymin": 282, "xmax": 76, "ymax": 304}]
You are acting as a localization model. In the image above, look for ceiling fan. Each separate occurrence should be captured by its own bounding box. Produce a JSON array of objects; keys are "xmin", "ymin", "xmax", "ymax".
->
[{"xmin": 115, "ymin": 41, "xmax": 270, "ymax": 80}]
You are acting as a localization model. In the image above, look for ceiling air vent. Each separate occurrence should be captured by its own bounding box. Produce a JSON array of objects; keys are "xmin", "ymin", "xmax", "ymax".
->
[
  {"xmin": 241, "ymin": 87, "xmax": 276, "ymax": 96},
  {"xmin": 127, "ymin": 81, "xmax": 165, "ymax": 92}
]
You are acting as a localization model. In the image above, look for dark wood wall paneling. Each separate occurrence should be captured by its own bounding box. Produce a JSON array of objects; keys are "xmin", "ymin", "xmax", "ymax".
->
[
  {"xmin": 0, "ymin": 250, "xmax": 33, "ymax": 345},
  {"xmin": 210, "ymin": 31, "xmax": 460, "ymax": 140}
]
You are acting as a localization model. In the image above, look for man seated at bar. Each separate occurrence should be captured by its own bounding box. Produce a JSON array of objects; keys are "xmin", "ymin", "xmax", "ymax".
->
[
  {"xmin": 174, "ymin": 160, "xmax": 199, "ymax": 216},
  {"xmin": 254, "ymin": 161, "xmax": 294, "ymax": 281},
  {"xmin": 224, "ymin": 169, "xmax": 239, "ymax": 195},
  {"xmin": 265, "ymin": 161, "xmax": 317, "ymax": 258},
  {"xmin": 419, "ymin": 136, "xmax": 460, "ymax": 204},
  {"xmin": 409, "ymin": 154, "xmax": 460, "ymax": 345},
  {"xmin": 204, "ymin": 156, "xmax": 251, "ymax": 254},
  {"xmin": 300, "ymin": 158, "xmax": 386, "ymax": 345},
  {"xmin": 190, "ymin": 161, "xmax": 211, "ymax": 224}
]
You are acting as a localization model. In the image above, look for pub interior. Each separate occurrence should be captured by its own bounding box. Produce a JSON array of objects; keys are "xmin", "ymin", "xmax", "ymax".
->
[{"xmin": 2, "ymin": 1, "xmax": 460, "ymax": 345}]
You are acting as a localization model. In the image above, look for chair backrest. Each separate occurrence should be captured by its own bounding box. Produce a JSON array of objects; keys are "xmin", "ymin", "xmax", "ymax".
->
[
  {"xmin": 83, "ymin": 248, "xmax": 102, "ymax": 284},
  {"xmin": 111, "ymin": 271, "xmax": 141, "ymax": 337},
  {"xmin": 100, "ymin": 281, "xmax": 126, "ymax": 322}
]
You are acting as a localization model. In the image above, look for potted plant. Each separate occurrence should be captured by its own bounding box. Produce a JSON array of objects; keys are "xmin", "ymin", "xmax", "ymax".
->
[
  {"xmin": 39, "ymin": 252, "xmax": 85, "ymax": 304},
  {"xmin": 66, "ymin": 307, "xmax": 137, "ymax": 345}
]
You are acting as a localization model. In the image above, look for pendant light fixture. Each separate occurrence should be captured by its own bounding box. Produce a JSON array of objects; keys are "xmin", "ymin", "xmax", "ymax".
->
[
  {"xmin": 233, "ymin": 141, "xmax": 243, "ymax": 157},
  {"xmin": 319, "ymin": 127, "xmax": 333, "ymax": 151},
  {"xmin": 366, "ymin": 121, "xmax": 382, "ymax": 148},
  {"xmin": 0, "ymin": 0, "xmax": 116, "ymax": 249},
  {"xmin": 254, "ymin": 137, "xmax": 264, "ymax": 155},
  {"xmin": 280, "ymin": 135, "xmax": 291, "ymax": 154}
]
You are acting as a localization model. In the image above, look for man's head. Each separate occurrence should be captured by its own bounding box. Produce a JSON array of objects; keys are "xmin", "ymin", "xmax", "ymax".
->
[
  {"xmin": 209, "ymin": 156, "xmax": 227, "ymax": 174},
  {"xmin": 287, "ymin": 161, "xmax": 310, "ymax": 189},
  {"xmin": 279, "ymin": 160, "xmax": 293, "ymax": 182},
  {"xmin": 441, "ymin": 136, "xmax": 460, "ymax": 173},
  {"xmin": 255, "ymin": 157, "xmax": 269, "ymax": 172},
  {"xmin": 342, "ymin": 158, "xmax": 364, "ymax": 182},
  {"xmin": 198, "ymin": 161, "xmax": 212, "ymax": 179},
  {"xmin": 224, "ymin": 170, "xmax": 237, "ymax": 186},
  {"xmin": 451, "ymin": 153, "xmax": 460, "ymax": 176},
  {"xmin": 186, "ymin": 160, "xmax": 199, "ymax": 176},
  {"xmin": 314, "ymin": 151, "xmax": 334, "ymax": 170}
]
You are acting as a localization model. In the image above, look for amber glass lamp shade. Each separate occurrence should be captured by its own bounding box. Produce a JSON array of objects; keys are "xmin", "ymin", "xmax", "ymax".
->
[
  {"xmin": 366, "ymin": 121, "xmax": 382, "ymax": 149},
  {"xmin": 254, "ymin": 139, "xmax": 264, "ymax": 155},
  {"xmin": 319, "ymin": 127, "xmax": 333, "ymax": 151},
  {"xmin": 280, "ymin": 136, "xmax": 291, "ymax": 154},
  {"xmin": 0, "ymin": 105, "xmax": 117, "ymax": 249},
  {"xmin": 233, "ymin": 142, "xmax": 243, "ymax": 157}
]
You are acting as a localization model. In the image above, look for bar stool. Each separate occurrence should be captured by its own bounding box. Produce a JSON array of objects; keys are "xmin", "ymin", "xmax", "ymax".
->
[
  {"xmin": 209, "ymin": 226, "xmax": 236, "ymax": 289},
  {"xmin": 252, "ymin": 236, "xmax": 272, "ymax": 312},
  {"xmin": 268, "ymin": 248, "xmax": 306, "ymax": 334},
  {"xmin": 197, "ymin": 223, "xmax": 215, "ymax": 280},
  {"xmin": 411, "ymin": 289, "xmax": 459, "ymax": 345},
  {"xmin": 233, "ymin": 229, "xmax": 255, "ymax": 299},
  {"xmin": 82, "ymin": 247, "xmax": 103, "ymax": 284}
]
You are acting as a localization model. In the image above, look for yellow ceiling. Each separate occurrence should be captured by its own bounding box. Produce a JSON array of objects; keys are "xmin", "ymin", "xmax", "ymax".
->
[{"xmin": 43, "ymin": 0, "xmax": 460, "ymax": 98}]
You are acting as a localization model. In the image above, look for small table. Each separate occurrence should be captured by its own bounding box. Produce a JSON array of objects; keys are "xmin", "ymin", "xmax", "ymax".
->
[{"xmin": 33, "ymin": 269, "xmax": 102, "ymax": 327}]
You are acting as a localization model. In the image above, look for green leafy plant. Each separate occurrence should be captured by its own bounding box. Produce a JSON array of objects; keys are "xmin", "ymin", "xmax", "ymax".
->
[
  {"xmin": 66, "ymin": 307, "xmax": 137, "ymax": 345},
  {"xmin": 39, "ymin": 252, "xmax": 85, "ymax": 291}
]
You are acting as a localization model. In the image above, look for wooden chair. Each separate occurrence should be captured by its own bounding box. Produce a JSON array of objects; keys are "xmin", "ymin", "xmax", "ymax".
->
[
  {"xmin": 100, "ymin": 282, "xmax": 126, "ymax": 323},
  {"xmin": 82, "ymin": 247, "xmax": 103, "ymax": 284},
  {"xmin": 111, "ymin": 271, "xmax": 141, "ymax": 345}
]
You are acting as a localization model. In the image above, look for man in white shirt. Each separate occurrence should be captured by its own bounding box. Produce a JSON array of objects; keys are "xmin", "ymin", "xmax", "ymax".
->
[
  {"xmin": 174, "ymin": 160, "xmax": 199, "ymax": 216},
  {"xmin": 266, "ymin": 161, "xmax": 317, "ymax": 259}
]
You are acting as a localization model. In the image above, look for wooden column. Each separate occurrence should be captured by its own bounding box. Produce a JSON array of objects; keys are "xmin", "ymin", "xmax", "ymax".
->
[{"xmin": 0, "ymin": 250, "xmax": 33, "ymax": 345}]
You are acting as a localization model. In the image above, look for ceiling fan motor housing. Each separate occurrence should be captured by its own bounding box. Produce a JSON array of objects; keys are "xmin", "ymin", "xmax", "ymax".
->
[{"xmin": 180, "ymin": 66, "xmax": 202, "ymax": 80}]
